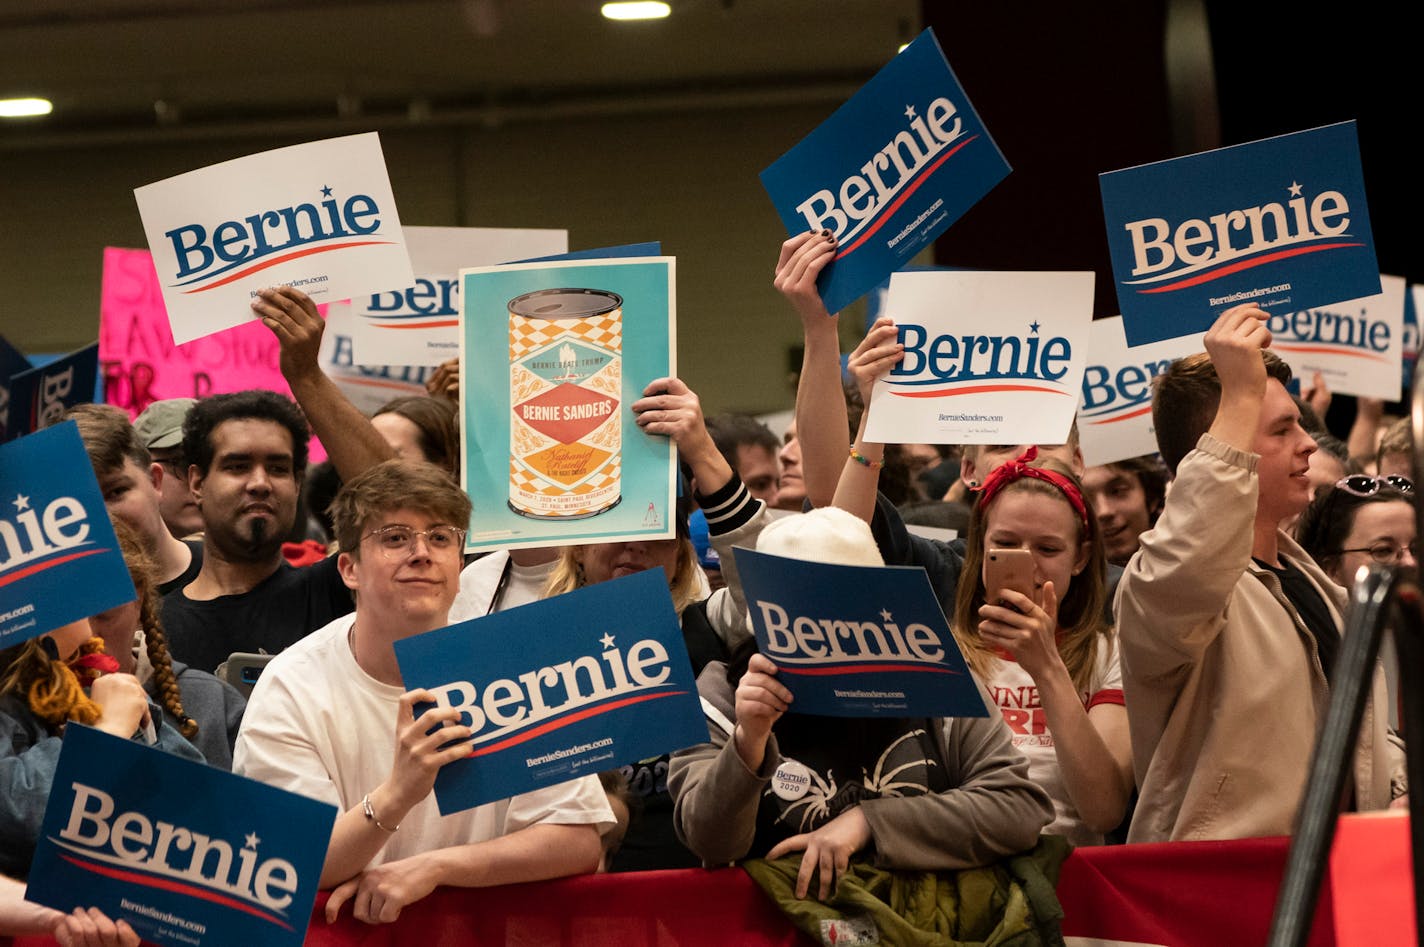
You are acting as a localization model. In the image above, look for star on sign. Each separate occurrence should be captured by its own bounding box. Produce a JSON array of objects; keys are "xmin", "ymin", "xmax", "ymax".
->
[
  {"xmin": 904, "ymin": 104, "xmax": 917, "ymax": 121},
  {"xmin": 244, "ymin": 832, "xmax": 261, "ymax": 850},
  {"xmin": 879, "ymin": 608, "xmax": 893, "ymax": 622},
  {"xmin": 600, "ymin": 633, "xmax": 616, "ymax": 650},
  {"xmin": 1288, "ymin": 181, "xmax": 1303, "ymax": 198},
  {"xmin": 320, "ymin": 184, "xmax": 334, "ymax": 198},
  {"xmin": 1029, "ymin": 321, "xmax": 1041, "ymax": 335},
  {"xmin": 12, "ymin": 494, "xmax": 29, "ymax": 512}
]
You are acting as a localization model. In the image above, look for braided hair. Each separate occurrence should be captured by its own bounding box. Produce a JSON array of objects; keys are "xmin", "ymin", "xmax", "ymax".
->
[{"xmin": 110, "ymin": 521, "xmax": 198, "ymax": 739}]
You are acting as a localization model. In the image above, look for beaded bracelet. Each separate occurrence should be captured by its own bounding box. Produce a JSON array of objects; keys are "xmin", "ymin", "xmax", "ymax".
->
[
  {"xmin": 362, "ymin": 793, "xmax": 400, "ymax": 833},
  {"xmin": 849, "ymin": 447, "xmax": 883, "ymax": 469}
]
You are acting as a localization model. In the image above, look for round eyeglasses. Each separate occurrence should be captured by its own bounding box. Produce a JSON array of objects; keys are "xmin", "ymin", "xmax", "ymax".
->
[
  {"xmin": 1333, "ymin": 541, "xmax": 1417, "ymax": 565},
  {"xmin": 360, "ymin": 524, "xmax": 466, "ymax": 558}
]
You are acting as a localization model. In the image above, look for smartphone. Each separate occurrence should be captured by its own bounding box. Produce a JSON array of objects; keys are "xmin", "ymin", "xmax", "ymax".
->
[{"xmin": 984, "ymin": 548, "xmax": 1036, "ymax": 609}]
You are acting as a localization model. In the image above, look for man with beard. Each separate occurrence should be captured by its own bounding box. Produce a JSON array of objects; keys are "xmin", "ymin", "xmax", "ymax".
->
[{"xmin": 160, "ymin": 286, "xmax": 394, "ymax": 673}]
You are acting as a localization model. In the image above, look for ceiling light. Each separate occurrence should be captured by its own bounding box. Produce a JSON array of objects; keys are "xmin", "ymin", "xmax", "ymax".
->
[
  {"xmin": 602, "ymin": 2, "xmax": 670, "ymax": 21},
  {"xmin": 0, "ymin": 97, "xmax": 52, "ymax": 118},
  {"xmin": 898, "ymin": 43, "xmax": 909, "ymax": 53}
]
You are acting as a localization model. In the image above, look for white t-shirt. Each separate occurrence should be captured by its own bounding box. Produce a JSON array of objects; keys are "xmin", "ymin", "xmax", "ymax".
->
[
  {"xmin": 449, "ymin": 551, "xmax": 557, "ymax": 622},
  {"xmin": 234, "ymin": 614, "xmax": 614, "ymax": 867},
  {"xmin": 983, "ymin": 632, "xmax": 1124, "ymax": 846}
]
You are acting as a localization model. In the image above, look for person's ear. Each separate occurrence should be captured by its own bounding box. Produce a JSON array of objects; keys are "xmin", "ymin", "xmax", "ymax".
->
[
  {"xmin": 960, "ymin": 453, "xmax": 979, "ymax": 489},
  {"xmin": 148, "ymin": 462, "xmax": 164, "ymax": 492},
  {"xmin": 337, "ymin": 551, "xmax": 360, "ymax": 592}
]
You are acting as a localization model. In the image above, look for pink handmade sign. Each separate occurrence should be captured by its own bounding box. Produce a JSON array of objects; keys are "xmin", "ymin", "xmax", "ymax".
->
[{"xmin": 99, "ymin": 247, "xmax": 327, "ymax": 460}]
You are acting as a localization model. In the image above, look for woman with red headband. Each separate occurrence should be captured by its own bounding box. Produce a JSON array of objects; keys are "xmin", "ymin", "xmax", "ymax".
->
[{"xmin": 831, "ymin": 318, "xmax": 1133, "ymax": 845}]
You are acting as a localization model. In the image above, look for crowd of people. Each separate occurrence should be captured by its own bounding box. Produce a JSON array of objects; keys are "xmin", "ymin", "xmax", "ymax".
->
[{"xmin": 0, "ymin": 234, "xmax": 1411, "ymax": 941}]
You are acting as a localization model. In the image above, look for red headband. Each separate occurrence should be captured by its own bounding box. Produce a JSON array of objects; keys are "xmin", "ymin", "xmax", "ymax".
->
[{"xmin": 973, "ymin": 446, "xmax": 1091, "ymax": 533}]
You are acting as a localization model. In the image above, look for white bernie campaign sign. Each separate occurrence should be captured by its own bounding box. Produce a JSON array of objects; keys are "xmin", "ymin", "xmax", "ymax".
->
[
  {"xmin": 135, "ymin": 133, "xmax": 413, "ymax": 345},
  {"xmin": 863, "ymin": 270, "xmax": 1093, "ymax": 445},
  {"xmin": 346, "ymin": 226, "xmax": 568, "ymax": 367},
  {"xmin": 317, "ymin": 304, "xmax": 428, "ymax": 416},
  {"xmin": 1078, "ymin": 316, "xmax": 1204, "ymax": 467},
  {"xmin": 1266, "ymin": 275, "xmax": 1406, "ymax": 402}
]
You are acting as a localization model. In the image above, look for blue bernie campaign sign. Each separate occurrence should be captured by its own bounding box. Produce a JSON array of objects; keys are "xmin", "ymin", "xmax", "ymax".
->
[
  {"xmin": 26, "ymin": 724, "xmax": 336, "ymax": 947},
  {"xmin": 0, "ymin": 334, "xmax": 33, "ymax": 443},
  {"xmin": 0, "ymin": 421, "xmax": 135, "ymax": 646},
  {"xmin": 5, "ymin": 343, "xmax": 99, "ymax": 440},
  {"xmin": 514, "ymin": 242, "xmax": 661, "ymax": 264},
  {"xmin": 394, "ymin": 568, "xmax": 707, "ymax": 815},
  {"xmin": 759, "ymin": 29, "xmax": 1010, "ymax": 316},
  {"xmin": 1100, "ymin": 121, "xmax": 1381, "ymax": 347},
  {"xmin": 732, "ymin": 548, "xmax": 988, "ymax": 719}
]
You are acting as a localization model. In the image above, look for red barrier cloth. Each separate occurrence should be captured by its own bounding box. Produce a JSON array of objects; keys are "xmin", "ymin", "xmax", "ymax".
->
[
  {"xmin": 3, "ymin": 838, "xmax": 1344, "ymax": 947},
  {"xmin": 304, "ymin": 868, "xmax": 807, "ymax": 946},
  {"xmin": 1058, "ymin": 835, "xmax": 1336, "ymax": 946}
]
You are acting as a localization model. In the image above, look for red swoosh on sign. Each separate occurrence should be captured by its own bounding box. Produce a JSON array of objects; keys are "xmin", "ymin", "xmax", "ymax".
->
[
  {"xmin": 1086, "ymin": 404, "xmax": 1155, "ymax": 425},
  {"xmin": 179, "ymin": 240, "xmax": 396, "ymax": 294},
  {"xmin": 0, "ymin": 549, "xmax": 108, "ymax": 590},
  {"xmin": 835, "ymin": 136, "xmax": 978, "ymax": 258},
  {"xmin": 467, "ymin": 691, "xmax": 687, "ymax": 758},
  {"xmin": 1135, "ymin": 242, "xmax": 1364, "ymax": 294},
  {"xmin": 57, "ymin": 853, "xmax": 292, "ymax": 930},
  {"xmin": 1271, "ymin": 343, "xmax": 1391, "ymax": 364},
  {"xmin": 778, "ymin": 663, "xmax": 960, "ymax": 676},
  {"xmin": 889, "ymin": 384, "xmax": 1069, "ymax": 398}
]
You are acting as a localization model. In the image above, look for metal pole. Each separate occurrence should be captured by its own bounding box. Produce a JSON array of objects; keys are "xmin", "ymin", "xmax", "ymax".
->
[{"xmin": 1267, "ymin": 565, "xmax": 1396, "ymax": 946}]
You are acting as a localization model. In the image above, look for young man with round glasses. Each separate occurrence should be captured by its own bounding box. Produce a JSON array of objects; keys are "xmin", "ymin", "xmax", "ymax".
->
[{"xmin": 234, "ymin": 460, "xmax": 612, "ymax": 925}]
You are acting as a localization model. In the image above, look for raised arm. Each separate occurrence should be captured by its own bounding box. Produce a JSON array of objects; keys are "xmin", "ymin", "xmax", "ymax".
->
[
  {"xmin": 1346, "ymin": 396, "xmax": 1384, "ymax": 468},
  {"xmin": 632, "ymin": 376, "xmax": 733, "ymax": 495},
  {"xmin": 1116, "ymin": 306, "xmax": 1272, "ymax": 681},
  {"xmin": 775, "ymin": 232, "xmax": 846, "ymax": 509},
  {"xmin": 1205, "ymin": 305, "xmax": 1270, "ymax": 453},
  {"xmin": 633, "ymin": 377, "xmax": 766, "ymax": 639},
  {"xmin": 251, "ymin": 286, "xmax": 395, "ymax": 482},
  {"xmin": 831, "ymin": 317, "xmax": 903, "ymax": 524}
]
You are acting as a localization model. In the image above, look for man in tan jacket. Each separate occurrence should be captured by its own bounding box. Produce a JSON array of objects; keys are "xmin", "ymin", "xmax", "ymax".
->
[{"xmin": 1116, "ymin": 304, "xmax": 1406, "ymax": 842}]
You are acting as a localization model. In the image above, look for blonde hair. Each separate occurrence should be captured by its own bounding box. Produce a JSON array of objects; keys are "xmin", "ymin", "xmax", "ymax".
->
[
  {"xmin": 0, "ymin": 637, "xmax": 107, "ymax": 731},
  {"xmin": 544, "ymin": 539, "xmax": 704, "ymax": 614}
]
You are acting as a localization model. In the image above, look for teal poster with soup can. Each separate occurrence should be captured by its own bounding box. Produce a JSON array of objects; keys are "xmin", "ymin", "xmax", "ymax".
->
[{"xmin": 459, "ymin": 257, "xmax": 676, "ymax": 551}]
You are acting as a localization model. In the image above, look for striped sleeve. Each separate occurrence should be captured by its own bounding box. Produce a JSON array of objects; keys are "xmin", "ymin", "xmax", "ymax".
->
[{"xmin": 696, "ymin": 476, "xmax": 761, "ymax": 535}]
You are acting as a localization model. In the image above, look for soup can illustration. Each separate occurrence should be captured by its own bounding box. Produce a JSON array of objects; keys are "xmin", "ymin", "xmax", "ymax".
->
[{"xmin": 508, "ymin": 288, "xmax": 623, "ymax": 519}]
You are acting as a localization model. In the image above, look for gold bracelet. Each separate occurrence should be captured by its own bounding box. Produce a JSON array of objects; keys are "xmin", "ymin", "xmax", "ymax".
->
[
  {"xmin": 849, "ymin": 446, "xmax": 883, "ymax": 469},
  {"xmin": 362, "ymin": 793, "xmax": 399, "ymax": 833}
]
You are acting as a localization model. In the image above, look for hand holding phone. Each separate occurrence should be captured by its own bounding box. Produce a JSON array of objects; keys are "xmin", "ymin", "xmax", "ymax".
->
[{"xmin": 984, "ymin": 548, "xmax": 1035, "ymax": 611}]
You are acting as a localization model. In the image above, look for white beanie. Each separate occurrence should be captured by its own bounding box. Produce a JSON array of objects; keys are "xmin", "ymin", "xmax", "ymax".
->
[{"xmin": 754, "ymin": 507, "xmax": 885, "ymax": 567}]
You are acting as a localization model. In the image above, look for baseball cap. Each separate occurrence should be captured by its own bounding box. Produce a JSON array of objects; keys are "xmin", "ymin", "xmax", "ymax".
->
[{"xmin": 133, "ymin": 398, "xmax": 198, "ymax": 451}]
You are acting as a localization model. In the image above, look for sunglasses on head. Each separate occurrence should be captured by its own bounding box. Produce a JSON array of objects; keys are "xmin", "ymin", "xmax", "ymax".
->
[{"xmin": 1335, "ymin": 475, "xmax": 1414, "ymax": 497}]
